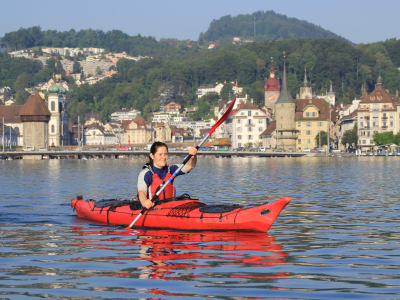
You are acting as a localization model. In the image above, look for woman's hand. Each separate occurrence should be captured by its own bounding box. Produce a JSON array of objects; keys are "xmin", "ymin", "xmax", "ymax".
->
[
  {"xmin": 142, "ymin": 198, "xmax": 154, "ymax": 209},
  {"xmin": 188, "ymin": 147, "xmax": 198, "ymax": 156}
]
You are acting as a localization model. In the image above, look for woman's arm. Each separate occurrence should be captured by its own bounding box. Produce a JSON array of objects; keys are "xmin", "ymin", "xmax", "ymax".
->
[
  {"xmin": 183, "ymin": 147, "xmax": 198, "ymax": 173},
  {"xmin": 137, "ymin": 190, "xmax": 154, "ymax": 209}
]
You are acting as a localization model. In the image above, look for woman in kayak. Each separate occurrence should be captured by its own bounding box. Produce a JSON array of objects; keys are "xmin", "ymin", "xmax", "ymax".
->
[{"xmin": 137, "ymin": 141, "xmax": 198, "ymax": 209}]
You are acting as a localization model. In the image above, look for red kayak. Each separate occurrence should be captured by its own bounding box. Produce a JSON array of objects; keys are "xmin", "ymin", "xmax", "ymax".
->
[{"xmin": 71, "ymin": 195, "xmax": 291, "ymax": 232}]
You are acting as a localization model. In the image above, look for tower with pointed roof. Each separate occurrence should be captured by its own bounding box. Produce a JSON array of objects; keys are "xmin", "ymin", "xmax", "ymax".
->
[
  {"xmin": 48, "ymin": 83, "xmax": 69, "ymax": 146},
  {"xmin": 19, "ymin": 94, "xmax": 50, "ymax": 150},
  {"xmin": 298, "ymin": 68, "xmax": 313, "ymax": 99},
  {"xmin": 264, "ymin": 59, "xmax": 281, "ymax": 112},
  {"xmin": 275, "ymin": 55, "xmax": 297, "ymax": 151}
]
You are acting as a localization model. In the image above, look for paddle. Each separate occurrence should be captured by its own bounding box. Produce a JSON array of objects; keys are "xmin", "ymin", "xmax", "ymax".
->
[{"xmin": 125, "ymin": 96, "xmax": 237, "ymax": 229}]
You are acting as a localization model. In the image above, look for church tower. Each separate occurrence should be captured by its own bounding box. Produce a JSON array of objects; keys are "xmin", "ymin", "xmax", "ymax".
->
[
  {"xmin": 264, "ymin": 60, "xmax": 280, "ymax": 113},
  {"xmin": 48, "ymin": 83, "xmax": 68, "ymax": 147},
  {"xmin": 275, "ymin": 55, "xmax": 297, "ymax": 151},
  {"xmin": 298, "ymin": 68, "xmax": 313, "ymax": 99}
]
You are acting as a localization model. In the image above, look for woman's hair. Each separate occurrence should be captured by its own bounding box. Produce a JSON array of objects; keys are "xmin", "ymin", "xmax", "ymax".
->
[{"xmin": 143, "ymin": 141, "xmax": 168, "ymax": 169}]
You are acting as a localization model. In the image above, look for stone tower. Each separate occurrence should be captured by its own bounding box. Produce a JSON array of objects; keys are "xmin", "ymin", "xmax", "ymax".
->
[
  {"xmin": 19, "ymin": 94, "xmax": 51, "ymax": 150},
  {"xmin": 275, "ymin": 57, "xmax": 297, "ymax": 151}
]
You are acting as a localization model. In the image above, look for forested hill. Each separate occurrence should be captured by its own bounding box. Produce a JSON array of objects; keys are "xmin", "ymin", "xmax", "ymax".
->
[
  {"xmin": 0, "ymin": 27, "xmax": 181, "ymax": 56},
  {"xmin": 199, "ymin": 10, "xmax": 347, "ymax": 43}
]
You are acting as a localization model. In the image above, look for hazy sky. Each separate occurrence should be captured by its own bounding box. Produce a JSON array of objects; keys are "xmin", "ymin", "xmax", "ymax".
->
[{"xmin": 1, "ymin": 0, "xmax": 399, "ymax": 44}]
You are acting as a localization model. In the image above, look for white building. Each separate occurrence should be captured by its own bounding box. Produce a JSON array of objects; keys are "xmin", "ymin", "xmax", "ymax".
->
[
  {"xmin": 231, "ymin": 102, "xmax": 269, "ymax": 149},
  {"xmin": 110, "ymin": 108, "xmax": 140, "ymax": 122},
  {"xmin": 84, "ymin": 123, "xmax": 117, "ymax": 145}
]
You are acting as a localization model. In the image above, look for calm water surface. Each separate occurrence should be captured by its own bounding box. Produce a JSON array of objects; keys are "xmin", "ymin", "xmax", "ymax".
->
[{"xmin": 1, "ymin": 156, "xmax": 399, "ymax": 299}]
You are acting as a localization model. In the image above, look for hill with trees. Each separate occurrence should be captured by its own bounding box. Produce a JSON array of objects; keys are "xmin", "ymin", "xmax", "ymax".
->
[
  {"xmin": 199, "ymin": 10, "xmax": 347, "ymax": 43},
  {"xmin": 1, "ymin": 21, "xmax": 400, "ymax": 123}
]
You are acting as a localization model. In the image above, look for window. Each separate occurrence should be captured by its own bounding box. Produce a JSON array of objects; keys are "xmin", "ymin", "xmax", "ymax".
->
[
  {"xmin": 248, "ymin": 111, "xmax": 252, "ymax": 116},
  {"xmin": 306, "ymin": 122, "xmax": 311, "ymax": 127},
  {"xmin": 51, "ymin": 124, "xmax": 55, "ymax": 133},
  {"xmin": 237, "ymin": 119, "xmax": 241, "ymax": 124},
  {"xmin": 238, "ymin": 135, "xmax": 242, "ymax": 140},
  {"xmin": 318, "ymin": 122, "xmax": 323, "ymax": 127},
  {"xmin": 248, "ymin": 127, "xmax": 252, "ymax": 132},
  {"xmin": 360, "ymin": 121, "xmax": 364, "ymax": 127},
  {"xmin": 248, "ymin": 119, "xmax": 251, "ymax": 125},
  {"xmin": 258, "ymin": 119, "xmax": 263, "ymax": 124},
  {"xmin": 312, "ymin": 112, "xmax": 316, "ymax": 117},
  {"xmin": 248, "ymin": 135, "xmax": 252, "ymax": 139},
  {"xmin": 390, "ymin": 121, "xmax": 393, "ymax": 127},
  {"xmin": 298, "ymin": 139, "xmax": 302, "ymax": 144},
  {"xmin": 307, "ymin": 139, "xmax": 311, "ymax": 144},
  {"xmin": 51, "ymin": 101, "xmax": 55, "ymax": 111},
  {"xmin": 306, "ymin": 130, "xmax": 311, "ymax": 135},
  {"xmin": 258, "ymin": 127, "xmax": 263, "ymax": 132},
  {"xmin": 298, "ymin": 122, "xmax": 301, "ymax": 127}
]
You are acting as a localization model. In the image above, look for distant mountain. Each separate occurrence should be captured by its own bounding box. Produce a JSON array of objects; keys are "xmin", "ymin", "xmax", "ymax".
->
[{"xmin": 199, "ymin": 10, "xmax": 348, "ymax": 43}]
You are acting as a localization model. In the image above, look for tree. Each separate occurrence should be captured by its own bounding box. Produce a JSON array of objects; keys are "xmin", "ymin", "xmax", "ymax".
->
[
  {"xmin": 315, "ymin": 131, "xmax": 327, "ymax": 147},
  {"xmin": 220, "ymin": 83, "xmax": 233, "ymax": 101},
  {"xmin": 373, "ymin": 131, "xmax": 394, "ymax": 146},
  {"xmin": 13, "ymin": 73, "xmax": 32, "ymax": 92},
  {"xmin": 96, "ymin": 66, "xmax": 102, "ymax": 75},
  {"xmin": 341, "ymin": 125, "xmax": 358, "ymax": 147}
]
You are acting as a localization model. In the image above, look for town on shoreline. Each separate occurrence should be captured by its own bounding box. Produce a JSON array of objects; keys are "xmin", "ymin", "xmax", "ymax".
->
[{"xmin": 2, "ymin": 47, "xmax": 400, "ymax": 159}]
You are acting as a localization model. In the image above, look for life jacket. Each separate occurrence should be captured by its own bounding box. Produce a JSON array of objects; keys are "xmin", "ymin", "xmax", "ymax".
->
[{"xmin": 147, "ymin": 165, "xmax": 176, "ymax": 201}]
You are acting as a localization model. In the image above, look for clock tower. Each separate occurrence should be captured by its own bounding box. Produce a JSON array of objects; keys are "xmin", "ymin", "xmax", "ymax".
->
[{"xmin": 264, "ymin": 64, "xmax": 280, "ymax": 114}]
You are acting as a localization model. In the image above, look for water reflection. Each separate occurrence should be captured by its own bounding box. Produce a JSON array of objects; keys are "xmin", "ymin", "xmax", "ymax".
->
[{"xmin": 71, "ymin": 226, "xmax": 289, "ymax": 283}]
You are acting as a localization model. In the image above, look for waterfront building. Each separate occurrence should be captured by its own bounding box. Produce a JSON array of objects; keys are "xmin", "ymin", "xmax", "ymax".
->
[
  {"xmin": 295, "ymin": 98, "xmax": 330, "ymax": 151},
  {"xmin": 153, "ymin": 123, "xmax": 172, "ymax": 143},
  {"xmin": 0, "ymin": 105, "xmax": 24, "ymax": 146},
  {"xmin": 259, "ymin": 121, "xmax": 276, "ymax": 149},
  {"xmin": 19, "ymin": 94, "xmax": 50, "ymax": 150},
  {"xmin": 84, "ymin": 123, "xmax": 117, "ymax": 145},
  {"xmin": 275, "ymin": 58, "xmax": 297, "ymax": 151},
  {"xmin": 336, "ymin": 99, "xmax": 360, "ymax": 150},
  {"xmin": 231, "ymin": 102, "xmax": 268, "ymax": 149},
  {"xmin": 0, "ymin": 122, "xmax": 18, "ymax": 148},
  {"xmin": 123, "ymin": 117, "xmax": 153, "ymax": 145},
  {"xmin": 356, "ymin": 75, "xmax": 400, "ymax": 152}
]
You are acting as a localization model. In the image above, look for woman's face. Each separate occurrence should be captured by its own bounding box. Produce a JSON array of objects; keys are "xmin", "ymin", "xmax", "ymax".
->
[{"xmin": 150, "ymin": 146, "xmax": 168, "ymax": 168}]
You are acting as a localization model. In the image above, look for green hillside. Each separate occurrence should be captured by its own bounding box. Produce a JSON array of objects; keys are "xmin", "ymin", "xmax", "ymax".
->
[{"xmin": 199, "ymin": 10, "xmax": 348, "ymax": 43}]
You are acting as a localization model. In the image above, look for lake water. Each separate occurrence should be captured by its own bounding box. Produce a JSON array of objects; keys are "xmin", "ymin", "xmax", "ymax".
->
[{"xmin": 1, "ymin": 156, "xmax": 399, "ymax": 299}]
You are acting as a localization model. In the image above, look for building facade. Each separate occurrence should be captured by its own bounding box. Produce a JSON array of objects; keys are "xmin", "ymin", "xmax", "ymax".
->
[
  {"xmin": 295, "ymin": 98, "xmax": 330, "ymax": 151},
  {"xmin": 357, "ymin": 76, "xmax": 400, "ymax": 152}
]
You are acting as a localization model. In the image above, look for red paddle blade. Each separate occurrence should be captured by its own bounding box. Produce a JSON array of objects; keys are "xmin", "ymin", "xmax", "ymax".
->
[{"xmin": 208, "ymin": 96, "xmax": 236, "ymax": 135}]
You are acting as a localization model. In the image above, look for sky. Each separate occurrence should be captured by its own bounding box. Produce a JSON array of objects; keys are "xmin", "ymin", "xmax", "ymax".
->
[{"xmin": 1, "ymin": 0, "xmax": 399, "ymax": 44}]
